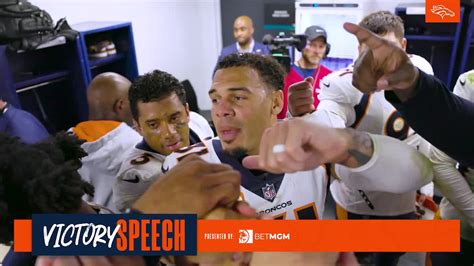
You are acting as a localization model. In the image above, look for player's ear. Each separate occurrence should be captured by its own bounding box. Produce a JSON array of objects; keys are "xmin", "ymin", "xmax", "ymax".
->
[
  {"xmin": 185, "ymin": 103, "xmax": 190, "ymax": 123},
  {"xmin": 113, "ymin": 99, "xmax": 124, "ymax": 114},
  {"xmin": 401, "ymin": 38, "xmax": 407, "ymax": 51},
  {"xmin": 134, "ymin": 119, "xmax": 143, "ymax": 136},
  {"xmin": 271, "ymin": 90, "xmax": 283, "ymax": 115}
]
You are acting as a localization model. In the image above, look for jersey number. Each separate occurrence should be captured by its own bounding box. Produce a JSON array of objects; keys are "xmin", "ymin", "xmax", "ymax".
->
[{"xmin": 273, "ymin": 202, "xmax": 319, "ymax": 220}]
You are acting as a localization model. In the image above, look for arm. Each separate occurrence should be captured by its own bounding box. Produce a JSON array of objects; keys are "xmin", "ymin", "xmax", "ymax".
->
[
  {"xmin": 133, "ymin": 155, "xmax": 241, "ymax": 217},
  {"xmin": 113, "ymin": 156, "xmax": 165, "ymax": 212},
  {"xmin": 386, "ymin": 71, "xmax": 474, "ymax": 167},
  {"xmin": 317, "ymin": 100, "xmax": 355, "ymax": 127},
  {"xmin": 429, "ymin": 145, "xmax": 474, "ymax": 226},
  {"xmin": 343, "ymin": 22, "xmax": 474, "ymax": 167},
  {"xmin": 335, "ymin": 132, "xmax": 433, "ymax": 193},
  {"xmin": 243, "ymin": 118, "xmax": 432, "ymax": 195},
  {"xmin": 288, "ymin": 72, "xmax": 358, "ymax": 126},
  {"xmin": 113, "ymin": 170, "xmax": 155, "ymax": 213},
  {"xmin": 302, "ymin": 109, "xmax": 346, "ymax": 128}
]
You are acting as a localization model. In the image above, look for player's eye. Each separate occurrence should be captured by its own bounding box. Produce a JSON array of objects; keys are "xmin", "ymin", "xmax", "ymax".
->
[
  {"xmin": 233, "ymin": 96, "xmax": 246, "ymax": 102},
  {"xmin": 147, "ymin": 122, "xmax": 158, "ymax": 129}
]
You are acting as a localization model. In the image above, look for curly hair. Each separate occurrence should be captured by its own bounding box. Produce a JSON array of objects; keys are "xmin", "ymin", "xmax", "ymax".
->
[
  {"xmin": 0, "ymin": 132, "xmax": 93, "ymax": 245},
  {"xmin": 216, "ymin": 53, "xmax": 285, "ymax": 91},
  {"xmin": 359, "ymin": 11, "xmax": 405, "ymax": 41},
  {"xmin": 129, "ymin": 70, "xmax": 187, "ymax": 121}
]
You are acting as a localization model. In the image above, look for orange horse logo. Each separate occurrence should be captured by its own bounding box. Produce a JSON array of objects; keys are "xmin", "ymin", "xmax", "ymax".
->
[{"xmin": 430, "ymin": 5, "xmax": 455, "ymax": 19}]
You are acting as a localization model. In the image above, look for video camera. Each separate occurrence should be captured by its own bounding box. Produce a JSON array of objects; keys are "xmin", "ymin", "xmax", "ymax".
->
[{"xmin": 262, "ymin": 33, "xmax": 307, "ymax": 73}]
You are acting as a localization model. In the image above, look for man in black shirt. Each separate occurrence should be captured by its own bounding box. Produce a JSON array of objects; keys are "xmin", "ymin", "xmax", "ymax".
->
[{"xmin": 344, "ymin": 22, "xmax": 474, "ymax": 167}]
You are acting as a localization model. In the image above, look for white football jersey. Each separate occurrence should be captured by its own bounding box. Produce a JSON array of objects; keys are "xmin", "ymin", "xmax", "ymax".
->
[
  {"xmin": 113, "ymin": 112, "xmax": 214, "ymax": 212},
  {"xmin": 163, "ymin": 138, "xmax": 328, "ymax": 220},
  {"xmin": 77, "ymin": 122, "xmax": 141, "ymax": 213},
  {"xmin": 453, "ymin": 69, "xmax": 474, "ymax": 100},
  {"xmin": 318, "ymin": 54, "xmax": 434, "ymax": 216}
]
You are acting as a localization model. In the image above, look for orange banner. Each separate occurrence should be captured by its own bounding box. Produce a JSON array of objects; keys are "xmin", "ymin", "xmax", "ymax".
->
[
  {"xmin": 198, "ymin": 220, "xmax": 459, "ymax": 252},
  {"xmin": 13, "ymin": 219, "xmax": 460, "ymax": 253}
]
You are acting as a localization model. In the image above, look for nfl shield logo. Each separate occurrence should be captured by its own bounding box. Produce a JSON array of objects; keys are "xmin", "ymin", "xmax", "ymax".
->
[{"xmin": 262, "ymin": 183, "xmax": 277, "ymax": 200}]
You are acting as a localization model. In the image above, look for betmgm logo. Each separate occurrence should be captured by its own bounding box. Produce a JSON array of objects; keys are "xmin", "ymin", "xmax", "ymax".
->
[{"xmin": 239, "ymin": 229, "xmax": 253, "ymax": 244}]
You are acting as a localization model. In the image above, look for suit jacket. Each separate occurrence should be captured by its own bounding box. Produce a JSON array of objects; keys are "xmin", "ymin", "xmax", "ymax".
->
[
  {"xmin": 218, "ymin": 41, "xmax": 270, "ymax": 62},
  {"xmin": 214, "ymin": 41, "xmax": 270, "ymax": 75}
]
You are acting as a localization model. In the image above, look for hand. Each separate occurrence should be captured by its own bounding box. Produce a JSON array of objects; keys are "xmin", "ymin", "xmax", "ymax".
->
[
  {"xmin": 415, "ymin": 193, "xmax": 438, "ymax": 219},
  {"xmin": 181, "ymin": 202, "xmax": 272, "ymax": 266},
  {"xmin": 133, "ymin": 155, "xmax": 241, "ymax": 217},
  {"xmin": 343, "ymin": 22, "xmax": 419, "ymax": 99},
  {"xmin": 242, "ymin": 118, "xmax": 353, "ymax": 173},
  {"xmin": 288, "ymin": 76, "xmax": 315, "ymax": 116},
  {"xmin": 0, "ymin": 99, "xmax": 6, "ymax": 109},
  {"xmin": 251, "ymin": 252, "xmax": 358, "ymax": 265},
  {"xmin": 35, "ymin": 256, "xmax": 145, "ymax": 266}
]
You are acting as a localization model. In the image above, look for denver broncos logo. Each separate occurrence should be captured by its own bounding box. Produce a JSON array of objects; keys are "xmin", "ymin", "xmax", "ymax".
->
[{"xmin": 430, "ymin": 5, "xmax": 455, "ymax": 19}]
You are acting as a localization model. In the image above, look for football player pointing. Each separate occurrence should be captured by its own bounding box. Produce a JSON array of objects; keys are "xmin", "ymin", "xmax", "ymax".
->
[{"xmin": 164, "ymin": 53, "xmax": 432, "ymax": 221}]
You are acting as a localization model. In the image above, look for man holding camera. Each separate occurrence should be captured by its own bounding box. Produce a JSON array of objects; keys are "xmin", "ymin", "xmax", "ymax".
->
[{"xmin": 277, "ymin": 25, "xmax": 332, "ymax": 119}]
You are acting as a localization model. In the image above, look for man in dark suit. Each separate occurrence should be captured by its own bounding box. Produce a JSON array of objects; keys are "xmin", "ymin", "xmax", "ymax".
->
[{"xmin": 215, "ymin": 16, "xmax": 269, "ymax": 70}]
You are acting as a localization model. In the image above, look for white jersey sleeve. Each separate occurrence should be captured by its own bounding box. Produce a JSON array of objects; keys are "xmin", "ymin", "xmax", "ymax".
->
[
  {"xmin": 404, "ymin": 133, "xmax": 434, "ymax": 197},
  {"xmin": 430, "ymin": 145, "xmax": 474, "ymax": 226},
  {"xmin": 317, "ymin": 68, "xmax": 360, "ymax": 126},
  {"xmin": 114, "ymin": 149, "xmax": 166, "ymax": 212},
  {"xmin": 189, "ymin": 111, "xmax": 214, "ymax": 139},
  {"xmin": 77, "ymin": 123, "xmax": 141, "ymax": 213},
  {"xmin": 336, "ymin": 134, "xmax": 433, "ymax": 193},
  {"xmin": 317, "ymin": 68, "xmax": 363, "ymax": 106},
  {"xmin": 301, "ymin": 109, "xmax": 346, "ymax": 129},
  {"xmin": 453, "ymin": 70, "xmax": 474, "ymax": 100},
  {"xmin": 317, "ymin": 54, "xmax": 433, "ymax": 128}
]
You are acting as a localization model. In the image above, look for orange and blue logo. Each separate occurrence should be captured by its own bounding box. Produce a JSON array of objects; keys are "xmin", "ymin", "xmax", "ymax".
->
[
  {"xmin": 15, "ymin": 214, "xmax": 197, "ymax": 255},
  {"xmin": 425, "ymin": 0, "xmax": 460, "ymax": 23}
]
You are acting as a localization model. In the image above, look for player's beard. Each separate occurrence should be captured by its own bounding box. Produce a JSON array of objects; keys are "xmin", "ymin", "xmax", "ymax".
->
[
  {"xmin": 237, "ymin": 36, "xmax": 251, "ymax": 47},
  {"xmin": 228, "ymin": 147, "xmax": 267, "ymax": 175},
  {"xmin": 302, "ymin": 52, "xmax": 321, "ymax": 67},
  {"xmin": 225, "ymin": 147, "xmax": 249, "ymax": 162}
]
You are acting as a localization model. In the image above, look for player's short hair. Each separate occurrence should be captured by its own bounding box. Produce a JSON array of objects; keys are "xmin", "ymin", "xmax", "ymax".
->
[
  {"xmin": 359, "ymin": 11, "xmax": 405, "ymax": 41},
  {"xmin": 0, "ymin": 132, "xmax": 93, "ymax": 245},
  {"xmin": 216, "ymin": 53, "xmax": 286, "ymax": 91},
  {"xmin": 129, "ymin": 70, "xmax": 187, "ymax": 121}
]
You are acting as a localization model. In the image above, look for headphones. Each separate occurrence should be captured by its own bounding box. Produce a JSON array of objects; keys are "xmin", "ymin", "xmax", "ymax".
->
[{"xmin": 324, "ymin": 42, "xmax": 331, "ymax": 58}]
